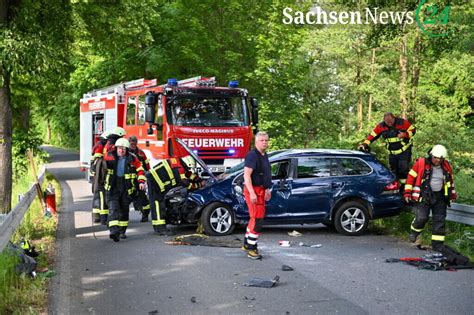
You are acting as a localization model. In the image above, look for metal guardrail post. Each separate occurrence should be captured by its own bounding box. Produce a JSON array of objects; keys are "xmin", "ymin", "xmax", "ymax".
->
[
  {"xmin": 0, "ymin": 168, "xmax": 45, "ymax": 251},
  {"xmin": 447, "ymin": 203, "xmax": 474, "ymax": 226}
]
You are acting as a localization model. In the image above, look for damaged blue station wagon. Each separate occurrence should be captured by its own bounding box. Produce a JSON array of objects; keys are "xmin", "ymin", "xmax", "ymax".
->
[{"xmin": 164, "ymin": 139, "xmax": 404, "ymax": 236}]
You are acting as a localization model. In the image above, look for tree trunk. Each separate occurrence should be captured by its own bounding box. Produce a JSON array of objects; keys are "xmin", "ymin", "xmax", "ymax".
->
[
  {"xmin": 47, "ymin": 118, "xmax": 51, "ymax": 143},
  {"xmin": 410, "ymin": 31, "xmax": 422, "ymax": 123},
  {"xmin": 367, "ymin": 48, "xmax": 376, "ymax": 121},
  {"xmin": 0, "ymin": 0, "xmax": 13, "ymax": 213},
  {"xmin": 0, "ymin": 67, "xmax": 13, "ymax": 214},
  {"xmin": 356, "ymin": 47, "xmax": 363, "ymax": 131},
  {"xmin": 399, "ymin": 34, "xmax": 409, "ymax": 119}
]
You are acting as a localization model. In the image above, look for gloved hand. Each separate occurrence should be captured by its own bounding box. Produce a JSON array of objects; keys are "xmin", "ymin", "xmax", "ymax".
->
[
  {"xmin": 451, "ymin": 192, "xmax": 457, "ymax": 201},
  {"xmin": 404, "ymin": 196, "xmax": 411, "ymax": 203},
  {"xmin": 358, "ymin": 143, "xmax": 369, "ymax": 152}
]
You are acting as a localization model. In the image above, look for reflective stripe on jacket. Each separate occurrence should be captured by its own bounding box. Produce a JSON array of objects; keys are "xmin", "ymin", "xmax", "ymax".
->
[
  {"xmin": 363, "ymin": 118, "xmax": 415, "ymax": 155},
  {"xmin": 104, "ymin": 151, "xmax": 145, "ymax": 196},
  {"xmin": 403, "ymin": 157, "xmax": 456, "ymax": 202}
]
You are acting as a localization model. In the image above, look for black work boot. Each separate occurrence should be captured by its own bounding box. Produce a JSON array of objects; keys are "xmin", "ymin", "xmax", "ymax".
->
[
  {"xmin": 409, "ymin": 232, "xmax": 420, "ymax": 243},
  {"xmin": 100, "ymin": 214, "xmax": 108, "ymax": 226},
  {"xmin": 140, "ymin": 213, "xmax": 149, "ymax": 222},
  {"xmin": 109, "ymin": 233, "xmax": 120, "ymax": 242}
]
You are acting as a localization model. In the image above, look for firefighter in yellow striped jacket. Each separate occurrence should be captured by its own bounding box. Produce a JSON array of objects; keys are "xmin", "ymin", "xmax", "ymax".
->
[
  {"xmin": 403, "ymin": 145, "xmax": 457, "ymax": 250},
  {"xmin": 359, "ymin": 112, "xmax": 416, "ymax": 186},
  {"xmin": 104, "ymin": 138, "xmax": 146, "ymax": 242},
  {"xmin": 146, "ymin": 155, "xmax": 203, "ymax": 236},
  {"xmin": 90, "ymin": 131, "xmax": 109, "ymax": 224}
]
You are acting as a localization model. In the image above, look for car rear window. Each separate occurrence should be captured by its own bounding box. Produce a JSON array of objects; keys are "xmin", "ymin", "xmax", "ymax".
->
[
  {"xmin": 332, "ymin": 158, "xmax": 372, "ymax": 176},
  {"xmin": 297, "ymin": 157, "xmax": 372, "ymax": 178}
]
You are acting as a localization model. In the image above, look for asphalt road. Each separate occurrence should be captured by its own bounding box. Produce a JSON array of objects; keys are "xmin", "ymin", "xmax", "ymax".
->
[{"xmin": 45, "ymin": 147, "xmax": 473, "ymax": 315}]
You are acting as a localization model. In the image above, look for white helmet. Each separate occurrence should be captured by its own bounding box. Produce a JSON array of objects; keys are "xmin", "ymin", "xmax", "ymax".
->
[
  {"xmin": 181, "ymin": 155, "xmax": 196, "ymax": 169},
  {"xmin": 111, "ymin": 127, "xmax": 126, "ymax": 137},
  {"xmin": 430, "ymin": 144, "xmax": 447, "ymax": 158},
  {"xmin": 99, "ymin": 130, "xmax": 110, "ymax": 139},
  {"xmin": 115, "ymin": 138, "xmax": 130, "ymax": 149}
]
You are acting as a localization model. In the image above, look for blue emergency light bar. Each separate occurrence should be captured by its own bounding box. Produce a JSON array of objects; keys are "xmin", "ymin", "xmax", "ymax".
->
[
  {"xmin": 228, "ymin": 149, "xmax": 236, "ymax": 154},
  {"xmin": 228, "ymin": 80, "xmax": 239, "ymax": 88},
  {"xmin": 167, "ymin": 78, "xmax": 178, "ymax": 86}
]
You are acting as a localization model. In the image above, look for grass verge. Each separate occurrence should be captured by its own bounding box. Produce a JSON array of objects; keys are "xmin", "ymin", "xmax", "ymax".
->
[{"xmin": 0, "ymin": 172, "xmax": 60, "ymax": 314}]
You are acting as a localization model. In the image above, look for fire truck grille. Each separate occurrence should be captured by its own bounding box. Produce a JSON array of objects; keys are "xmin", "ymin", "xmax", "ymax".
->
[{"xmin": 198, "ymin": 150, "xmax": 235, "ymax": 157}]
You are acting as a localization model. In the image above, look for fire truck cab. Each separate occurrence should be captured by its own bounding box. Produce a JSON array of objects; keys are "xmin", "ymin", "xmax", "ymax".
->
[{"xmin": 80, "ymin": 76, "xmax": 258, "ymax": 175}]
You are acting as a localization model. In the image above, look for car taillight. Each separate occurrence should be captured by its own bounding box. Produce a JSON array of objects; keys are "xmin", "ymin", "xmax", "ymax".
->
[
  {"xmin": 80, "ymin": 167, "xmax": 87, "ymax": 172},
  {"xmin": 382, "ymin": 180, "xmax": 399, "ymax": 194}
]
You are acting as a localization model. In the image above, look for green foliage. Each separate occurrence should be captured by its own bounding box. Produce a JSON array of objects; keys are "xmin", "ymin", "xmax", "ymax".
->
[
  {"xmin": 11, "ymin": 132, "xmax": 48, "ymax": 179},
  {"xmin": 1, "ymin": 173, "xmax": 59, "ymax": 314}
]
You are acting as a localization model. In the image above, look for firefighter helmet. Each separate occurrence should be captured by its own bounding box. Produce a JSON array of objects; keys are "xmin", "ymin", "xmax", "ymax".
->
[
  {"xmin": 111, "ymin": 127, "xmax": 126, "ymax": 137},
  {"xmin": 181, "ymin": 155, "xmax": 196, "ymax": 169},
  {"xmin": 99, "ymin": 130, "xmax": 110, "ymax": 139},
  {"xmin": 129, "ymin": 135, "xmax": 138, "ymax": 143},
  {"xmin": 115, "ymin": 138, "xmax": 130, "ymax": 149},
  {"xmin": 430, "ymin": 144, "xmax": 447, "ymax": 159}
]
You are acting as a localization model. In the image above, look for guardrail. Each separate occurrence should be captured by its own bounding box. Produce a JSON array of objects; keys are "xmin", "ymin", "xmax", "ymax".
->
[
  {"xmin": 447, "ymin": 203, "xmax": 474, "ymax": 226},
  {"xmin": 0, "ymin": 168, "xmax": 45, "ymax": 251}
]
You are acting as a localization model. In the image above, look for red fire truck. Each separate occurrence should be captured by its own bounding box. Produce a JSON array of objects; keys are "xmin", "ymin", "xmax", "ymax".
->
[{"xmin": 80, "ymin": 76, "xmax": 259, "ymax": 174}]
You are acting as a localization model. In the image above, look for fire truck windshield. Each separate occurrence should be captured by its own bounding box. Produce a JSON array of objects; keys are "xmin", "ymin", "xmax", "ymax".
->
[{"xmin": 168, "ymin": 96, "xmax": 249, "ymax": 127}]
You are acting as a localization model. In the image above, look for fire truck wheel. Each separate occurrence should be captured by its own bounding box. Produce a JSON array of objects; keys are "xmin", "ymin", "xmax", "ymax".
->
[{"xmin": 201, "ymin": 202, "xmax": 235, "ymax": 236}]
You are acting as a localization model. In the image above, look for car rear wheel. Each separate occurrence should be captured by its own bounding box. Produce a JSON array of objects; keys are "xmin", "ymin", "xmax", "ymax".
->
[
  {"xmin": 201, "ymin": 202, "xmax": 235, "ymax": 236},
  {"xmin": 334, "ymin": 201, "xmax": 369, "ymax": 236}
]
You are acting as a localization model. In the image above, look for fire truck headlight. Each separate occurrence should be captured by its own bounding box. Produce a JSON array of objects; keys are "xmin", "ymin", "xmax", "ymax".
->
[{"xmin": 193, "ymin": 150, "xmax": 199, "ymax": 155}]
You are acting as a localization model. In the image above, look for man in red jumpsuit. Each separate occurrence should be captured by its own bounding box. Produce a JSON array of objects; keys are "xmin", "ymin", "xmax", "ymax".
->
[{"xmin": 241, "ymin": 131, "xmax": 272, "ymax": 260}]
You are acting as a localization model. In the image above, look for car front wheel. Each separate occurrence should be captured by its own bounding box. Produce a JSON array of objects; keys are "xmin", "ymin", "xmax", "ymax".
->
[
  {"xmin": 201, "ymin": 202, "xmax": 235, "ymax": 236},
  {"xmin": 334, "ymin": 201, "xmax": 369, "ymax": 236}
]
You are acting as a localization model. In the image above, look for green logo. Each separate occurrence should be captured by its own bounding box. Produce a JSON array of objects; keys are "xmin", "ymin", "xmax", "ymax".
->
[{"xmin": 415, "ymin": 0, "xmax": 451, "ymax": 37}]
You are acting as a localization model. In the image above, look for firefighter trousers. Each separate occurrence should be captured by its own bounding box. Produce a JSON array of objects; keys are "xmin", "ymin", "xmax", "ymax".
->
[
  {"xmin": 107, "ymin": 181, "xmax": 132, "ymax": 237},
  {"xmin": 148, "ymin": 187, "xmax": 169, "ymax": 232},
  {"xmin": 243, "ymin": 186, "xmax": 266, "ymax": 250},
  {"xmin": 389, "ymin": 148, "xmax": 411, "ymax": 185},
  {"xmin": 411, "ymin": 191, "xmax": 447, "ymax": 249},
  {"xmin": 92, "ymin": 185, "xmax": 109, "ymax": 224}
]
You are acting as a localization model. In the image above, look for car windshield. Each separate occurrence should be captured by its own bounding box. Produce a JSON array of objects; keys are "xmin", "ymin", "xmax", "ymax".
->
[
  {"xmin": 168, "ymin": 96, "xmax": 249, "ymax": 127},
  {"xmin": 218, "ymin": 150, "xmax": 287, "ymax": 179}
]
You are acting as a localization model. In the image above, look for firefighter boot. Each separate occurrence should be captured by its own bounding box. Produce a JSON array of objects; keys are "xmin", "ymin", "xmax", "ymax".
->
[
  {"xmin": 140, "ymin": 210, "xmax": 150, "ymax": 223},
  {"xmin": 409, "ymin": 232, "xmax": 420, "ymax": 244},
  {"xmin": 109, "ymin": 233, "xmax": 120, "ymax": 242},
  {"xmin": 247, "ymin": 248, "xmax": 262, "ymax": 260},
  {"xmin": 154, "ymin": 225, "xmax": 175, "ymax": 236},
  {"xmin": 100, "ymin": 214, "xmax": 108, "ymax": 226},
  {"xmin": 93, "ymin": 213, "xmax": 101, "ymax": 223}
]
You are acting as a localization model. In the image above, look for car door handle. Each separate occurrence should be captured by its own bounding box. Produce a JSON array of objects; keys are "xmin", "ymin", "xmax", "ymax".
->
[{"xmin": 331, "ymin": 182, "xmax": 344, "ymax": 188}]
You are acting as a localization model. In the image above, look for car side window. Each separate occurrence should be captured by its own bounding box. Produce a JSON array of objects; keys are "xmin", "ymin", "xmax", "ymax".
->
[
  {"xmin": 332, "ymin": 158, "xmax": 372, "ymax": 176},
  {"xmin": 271, "ymin": 160, "xmax": 289, "ymax": 179},
  {"xmin": 297, "ymin": 157, "xmax": 331, "ymax": 178}
]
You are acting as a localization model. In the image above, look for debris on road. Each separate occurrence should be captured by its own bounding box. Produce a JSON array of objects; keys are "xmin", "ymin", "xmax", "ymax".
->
[
  {"xmin": 243, "ymin": 276, "xmax": 280, "ymax": 288},
  {"xmin": 288, "ymin": 230, "xmax": 302, "ymax": 237},
  {"xmin": 190, "ymin": 296, "xmax": 197, "ymax": 303},
  {"xmin": 279, "ymin": 240, "xmax": 291, "ymax": 247},
  {"xmin": 281, "ymin": 265, "xmax": 294, "ymax": 271},
  {"xmin": 298, "ymin": 242, "xmax": 322, "ymax": 248},
  {"xmin": 164, "ymin": 234, "xmax": 242, "ymax": 248}
]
